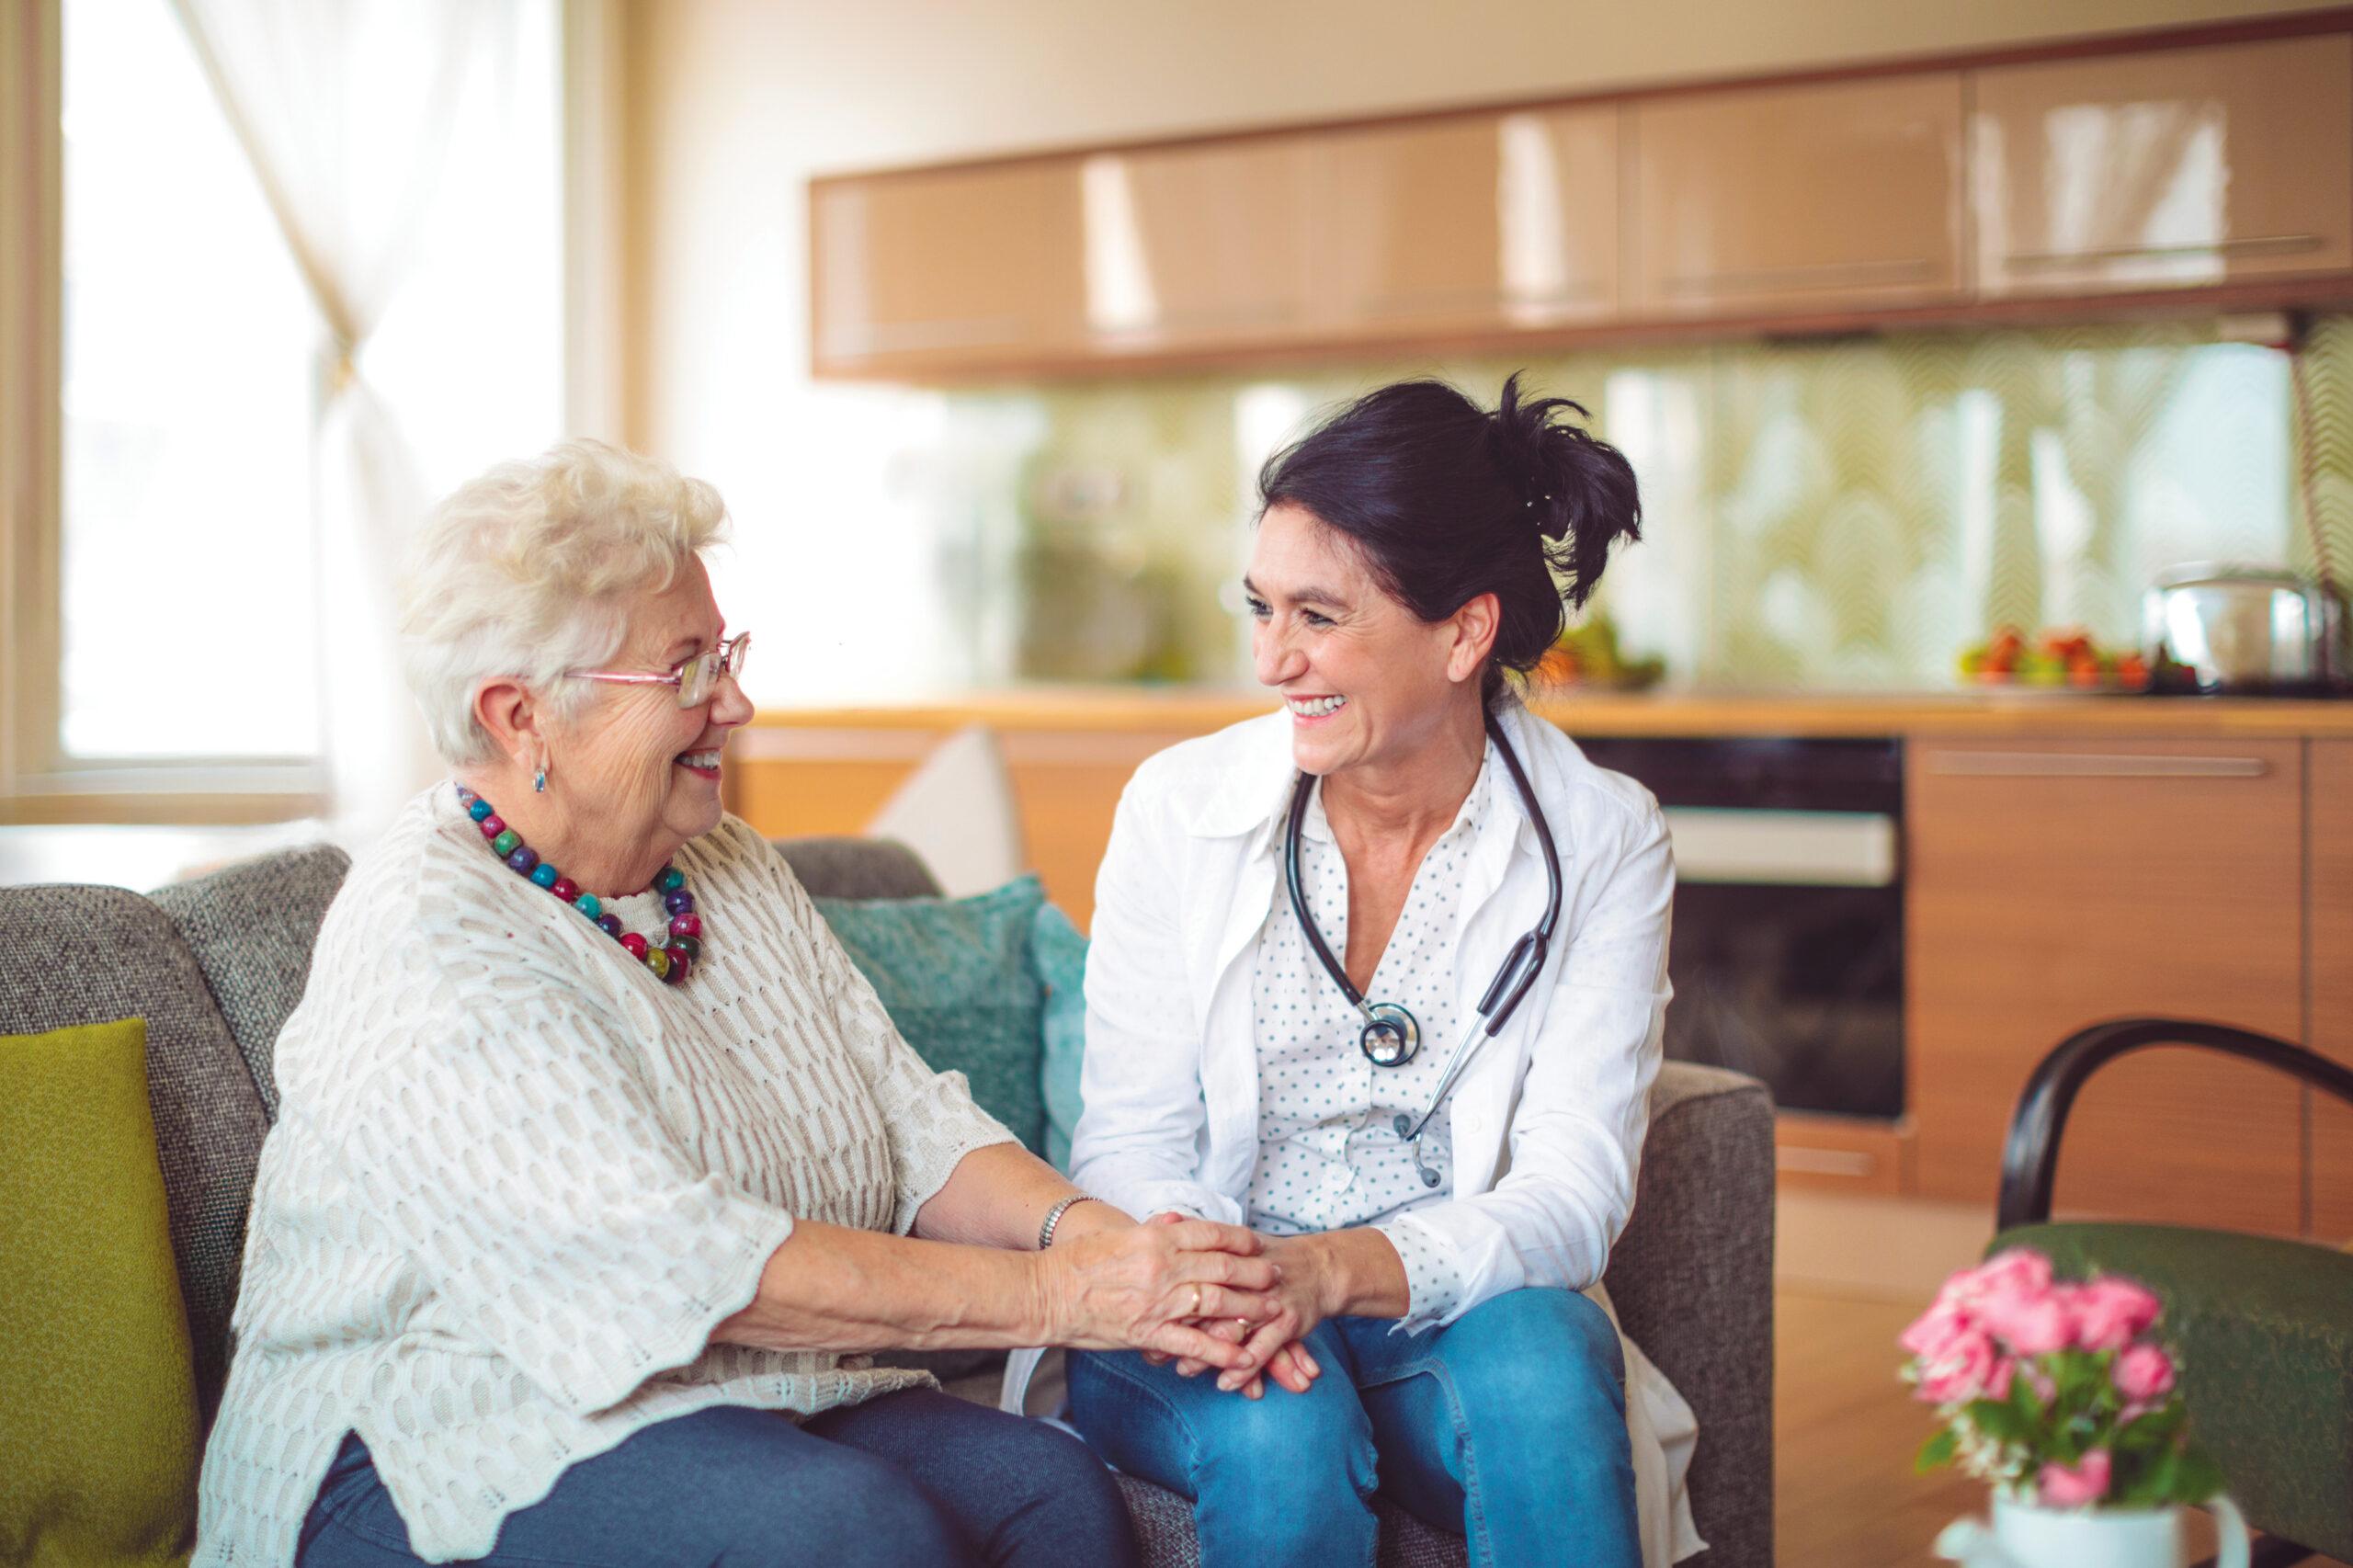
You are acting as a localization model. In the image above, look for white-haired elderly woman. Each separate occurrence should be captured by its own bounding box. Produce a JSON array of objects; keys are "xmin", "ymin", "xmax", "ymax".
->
[{"xmin": 194, "ymin": 440, "xmax": 1286, "ymax": 1568}]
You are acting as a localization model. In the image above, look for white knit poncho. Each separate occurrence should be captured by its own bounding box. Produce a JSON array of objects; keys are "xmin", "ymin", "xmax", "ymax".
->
[{"xmin": 193, "ymin": 786, "xmax": 1014, "ymax": 1565}]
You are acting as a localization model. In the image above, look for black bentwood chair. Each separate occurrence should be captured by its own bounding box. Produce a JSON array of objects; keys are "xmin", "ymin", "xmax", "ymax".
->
[{"xmin": 1993, "ymin": 1017, "xmax": 2353, "ymax": 1568}]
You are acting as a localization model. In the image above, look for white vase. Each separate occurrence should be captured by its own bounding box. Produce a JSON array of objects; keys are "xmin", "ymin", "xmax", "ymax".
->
[{"xmin": 1935, "ymin": 1492, "xmax": 2250, "ymax": 1568}]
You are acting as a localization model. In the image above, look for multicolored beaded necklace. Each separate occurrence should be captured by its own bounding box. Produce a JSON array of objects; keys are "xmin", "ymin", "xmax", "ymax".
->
[{"xmin": 455, "ymin": 784, "xmax": 706, "ymax": 985}]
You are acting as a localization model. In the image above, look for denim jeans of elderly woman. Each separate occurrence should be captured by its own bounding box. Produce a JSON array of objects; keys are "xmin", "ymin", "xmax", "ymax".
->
[
  {"xmin": 1069, "ymin": 1286, "xmax": 1639, "ymax": 1568},
  {"xmin": 295, "ymin": 1390, "xmax": 1139, "ymax": 1568}
]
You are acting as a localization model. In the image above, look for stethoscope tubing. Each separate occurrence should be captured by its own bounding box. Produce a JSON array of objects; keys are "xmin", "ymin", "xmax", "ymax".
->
[{"xmin": 1283, "ymin": 710, "xmax": 1565, "ymax": 1156}]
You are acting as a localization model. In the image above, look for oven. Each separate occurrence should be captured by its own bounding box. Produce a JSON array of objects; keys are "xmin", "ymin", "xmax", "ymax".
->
[{"xmin": 1571, "ymin": 735, "xmax": 1904, "ymax": 1120}]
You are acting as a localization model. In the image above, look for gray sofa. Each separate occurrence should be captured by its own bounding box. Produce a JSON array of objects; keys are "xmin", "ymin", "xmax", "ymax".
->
[{"xmin": 1, "ymin": 838, "xmax": 1776, "ymax": 1567}]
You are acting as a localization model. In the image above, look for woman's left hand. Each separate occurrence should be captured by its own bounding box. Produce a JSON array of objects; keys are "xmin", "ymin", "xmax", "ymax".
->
[
  {"xmin": 1212, "ymin": 1233, "xmax": 1340, "ymax": 1392},
  {"xmin": 1208, "ymin": 1226, "xmax": 1410, "ymax": 1393},
  {"xmin": 1140, "ymin": 1217, "xmax": 1336, "ymax": 1397}
]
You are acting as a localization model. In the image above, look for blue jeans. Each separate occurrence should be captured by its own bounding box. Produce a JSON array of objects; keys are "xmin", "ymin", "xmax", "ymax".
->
[
  {"xmin": 296, "ymin": 1389, "xmax": 1139, "ymax": 1568},
  {"xmin": 1068, "ymin": 1287, "xmax": 1637, "ymax": 1568}
]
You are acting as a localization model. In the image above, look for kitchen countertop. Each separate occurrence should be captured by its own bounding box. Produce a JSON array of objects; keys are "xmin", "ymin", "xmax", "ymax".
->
[{"xmin": 746, "ymin": 686, "xmax": 2353, "ymax": 740}]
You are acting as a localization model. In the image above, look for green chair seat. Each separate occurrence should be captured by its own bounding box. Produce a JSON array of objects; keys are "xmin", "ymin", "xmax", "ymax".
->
[{"xmin": 1994, "ymin": 1221, "xmax": 2353, "ymax": 1560}]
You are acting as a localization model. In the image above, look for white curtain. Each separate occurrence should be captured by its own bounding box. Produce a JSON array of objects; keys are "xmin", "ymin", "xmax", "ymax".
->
[{"xmin": 169, "ymin": 0, "xmax": 551, "ymax": 840}]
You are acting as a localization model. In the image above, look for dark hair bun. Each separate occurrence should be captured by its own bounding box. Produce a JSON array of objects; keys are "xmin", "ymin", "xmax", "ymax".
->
[
  {"xmin": 1487, "ymin": 372, "xmax": 1643, "ymax": 610},
  {"xmin": 1256, "ymin": 371, "xmax": 1643, "ymax": 704}
]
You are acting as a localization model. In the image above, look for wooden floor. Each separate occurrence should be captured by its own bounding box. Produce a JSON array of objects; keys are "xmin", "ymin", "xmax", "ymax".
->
[
  {"xmin": 1776, "ymin": 1283, "xmax": 1985, "ymax": 1566},
  {"xmin": 1771, "ymin": 1194, "xmax": 2348, "ymax": 1568}
]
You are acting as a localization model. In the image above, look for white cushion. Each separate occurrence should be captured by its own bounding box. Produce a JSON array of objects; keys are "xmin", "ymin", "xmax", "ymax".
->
[{"xmin": 865, "ymin": 724, "xmax": 1028, "ymax": 897}]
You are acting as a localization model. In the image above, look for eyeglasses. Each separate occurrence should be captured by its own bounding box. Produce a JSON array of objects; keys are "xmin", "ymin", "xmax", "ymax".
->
[{"xmin": 571, "ymin": 632, "xmax": 750, "ymax": 708}]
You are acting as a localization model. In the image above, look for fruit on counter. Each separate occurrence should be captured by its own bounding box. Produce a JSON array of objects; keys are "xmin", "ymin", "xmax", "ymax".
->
[
  {"xmin": 1532, "ymin": 611, "xmax": 1667, "ymax": 690},
  {"xmin": 1957, "ymin": 624, "xmax": 2149, "ymax": 689}
]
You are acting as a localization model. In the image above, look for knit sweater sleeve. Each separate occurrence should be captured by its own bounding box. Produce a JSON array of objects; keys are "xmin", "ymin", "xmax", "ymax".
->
[
  {"xmin": 725, "ymin": 821, "xmax": 1017, "ymax": 1235},
  {"xmin": 336, "ymin": 945, "xmax": 794, "ymax": 1419}
]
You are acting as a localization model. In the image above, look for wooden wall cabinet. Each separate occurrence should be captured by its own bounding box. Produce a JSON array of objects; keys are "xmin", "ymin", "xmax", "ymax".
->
[
  {"xmin": 2311, "ymin": 739, "xmax": 2353, "ymax": 1241},
  {"xmin": 1630, "ymin": 73, "xmax": 1967, "ymax": 317},
  {"xmin": 1305, "ymin": 106, "xmax": 1620, "ymax": 338},
  {"xmin": 1907, "ymin": 738, "xmax": 2307, "ymax": 1233},
  {"xmin": 811, "ymin": 161, "xmax": 1086, "ymax": 375},
  {"xmin": 1075, "ymin": 139, "xmax": 1314, "ymax": 355},
  {"xmin": 809, "ymin": 22, "xmax": 2353, "ymax": 379},
  {"xmin": 1972, "ymin": 35, "xmax": 2353, "ymax": 297}
]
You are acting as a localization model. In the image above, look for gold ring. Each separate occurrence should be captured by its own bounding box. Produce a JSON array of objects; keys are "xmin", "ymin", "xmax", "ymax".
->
[{"xmin": 1189, "ymin": 1284, "xmax": 1202, "ymax": 1316}]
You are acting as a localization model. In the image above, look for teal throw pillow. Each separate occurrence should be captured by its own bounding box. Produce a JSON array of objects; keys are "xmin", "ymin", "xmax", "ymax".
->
[
  {"xmin": 813, "ymin": 876, "xmax": 1049, "ymax": 1154},
  {"xmin": 1031, "ymin": 902, "xmax": 1088, "ymax": 1173}
]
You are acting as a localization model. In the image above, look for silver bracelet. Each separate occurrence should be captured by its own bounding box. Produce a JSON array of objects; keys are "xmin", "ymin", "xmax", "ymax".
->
[{"xmin": 1037, "ymin": 1194, "xmax": 1099, "ymax": 1251}]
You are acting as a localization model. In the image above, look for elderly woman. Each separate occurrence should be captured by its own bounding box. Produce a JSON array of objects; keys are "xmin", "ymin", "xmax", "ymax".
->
[
  {"xmin": 194, "ymin": 441, "xmax": 1283, "ymax": 1568},
  {"xmin": 1063, "ymin": 377, "xmax": 1704, "ymax": 1568}
]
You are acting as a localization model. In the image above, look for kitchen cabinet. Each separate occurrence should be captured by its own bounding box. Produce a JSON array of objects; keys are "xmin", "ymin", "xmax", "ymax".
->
[
  {"xmin": 806, "ymin": 22, "xmax": 2353, "ymax": 381},
  {"xmin": 728, "ymin": 726, "xmax": 941, "ymax": 838},
  {"xmin": 1907, "ymin": 738, "xmax": 2307, "ymax": 1233},
  {"xmin": 1776, "ymin": 1112, "xmax": 1911, "ymax": 1195},
  {"xmin": 2311, "ymin": 739, "xmax": 2353, "ymax": 1241},
  {"xmin": 1074, "ymin": 138, "xmax": 1314, "ymax": 355},
  {"xmin": 811, "ymin": 160, "xmax": 1086, "ymax": 375},
  {"xmin": 1002, "ymin": 729, "xmax": 1198, "ymax": 928},
  {"xmin": 1305, "ymin": 107, "xmax": 1619, "ymax": 338},
  {"xmin": 1971, "ymin": 35, "xmax": 2353, "ymax": 297},
  {"xmin": 727, "ymin": 721, "xmax": 1197, "ymax": 927},
  {"xmin": 1629, "ymin": 73, "xmax": 1967, "ymax": 317}
]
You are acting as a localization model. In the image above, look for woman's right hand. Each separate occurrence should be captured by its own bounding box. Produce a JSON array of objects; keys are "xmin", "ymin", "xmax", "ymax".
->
[{"xmin": 1037, "ymin": 1218, "xmax": 1289, "ymax": 1371}]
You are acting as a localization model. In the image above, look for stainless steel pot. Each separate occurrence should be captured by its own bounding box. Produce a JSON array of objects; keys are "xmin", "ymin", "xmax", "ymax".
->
[{"xmin": 2143, "ymin": 565, "xmax": 2347, "ymax": 694}]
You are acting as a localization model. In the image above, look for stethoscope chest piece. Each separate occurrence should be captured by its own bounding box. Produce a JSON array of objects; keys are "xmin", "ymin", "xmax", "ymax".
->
[{"xmin": 1358, "ymin": 1002, "xmax": 1421, "ymax": 1067}]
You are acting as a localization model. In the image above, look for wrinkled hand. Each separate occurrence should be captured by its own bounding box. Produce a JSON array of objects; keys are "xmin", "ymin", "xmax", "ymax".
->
[
  {"xmin": 1040, "ymin": 1214, "xmax": 1283, "ymax": 1372},
  {"xmin": 1139, "ymin": 1215, "xmax": 1323, "ymax": 1398}
]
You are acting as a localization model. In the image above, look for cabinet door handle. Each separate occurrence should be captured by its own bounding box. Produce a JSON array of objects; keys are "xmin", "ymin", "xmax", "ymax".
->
[
  {"xmin": 2004, "ymin": 233, "xmax": 2324, "ymax": 269},
  {"xmin": 1921, "ymin": 751, "xmax": 2269, "ymax": 778},
  {"xmin": 1777, "ymin": 1146, "xmax": 1877, "ymax": 1176},
  {"xmin": 1662, "ymin": 256, "xmax": 1936, "ymax": 294}
]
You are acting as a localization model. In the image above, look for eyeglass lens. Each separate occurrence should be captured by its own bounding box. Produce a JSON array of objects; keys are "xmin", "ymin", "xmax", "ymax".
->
[{"xmin": 677, "ymin": 635, "xmax": 748, "ymax": 708}]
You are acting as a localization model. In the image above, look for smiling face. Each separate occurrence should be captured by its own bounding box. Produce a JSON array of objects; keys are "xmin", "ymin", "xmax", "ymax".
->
[
  {"xmin": 1246, "ymin": 502, "xmax": 1493, "ymax": 780},
  {"xmin": 547, "ymin": 557, "xmax": 751, "ymax": 870}
]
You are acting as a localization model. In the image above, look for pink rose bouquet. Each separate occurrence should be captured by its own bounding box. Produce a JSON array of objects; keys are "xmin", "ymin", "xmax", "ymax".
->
[{"xmin": 1899, "ymin": 1246, "xmax": 2222, "ymax": 1509}]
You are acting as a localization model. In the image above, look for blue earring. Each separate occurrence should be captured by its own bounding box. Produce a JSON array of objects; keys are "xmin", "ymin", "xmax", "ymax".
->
[{"xmin": 534, "ymin": 767, "xmax": 547, "ymax": 793}]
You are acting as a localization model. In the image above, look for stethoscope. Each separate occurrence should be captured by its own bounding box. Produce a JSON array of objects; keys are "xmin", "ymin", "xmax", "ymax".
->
[{"xmin": 1283, "ymin": 710, "xmax": 1564, "ymax": 1188}]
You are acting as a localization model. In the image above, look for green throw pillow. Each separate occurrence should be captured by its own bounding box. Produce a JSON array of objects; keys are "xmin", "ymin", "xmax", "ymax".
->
[
  {"xmin": 814, "ymin": 876, "xmax": 1050, "ymax": 1154},
  {"xmin": 0, "ymin": 1017, "xmax": 199, "ymax": 1567},
  {"xmin": 1031, "ymin": 903, "xmax": 1088, "ymax": 1173}
]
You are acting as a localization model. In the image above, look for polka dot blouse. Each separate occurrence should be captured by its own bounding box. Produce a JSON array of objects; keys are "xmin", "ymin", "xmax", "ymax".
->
[{"xmin": 1245, "ymin": 745, "xmax": 1496, "ymax": 1328}]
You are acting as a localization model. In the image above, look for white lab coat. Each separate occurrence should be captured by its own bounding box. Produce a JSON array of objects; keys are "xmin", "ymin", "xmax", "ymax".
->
[{"xmin": 1040, "ymin": 700, "xmax": 1704, "ymax": 1567}]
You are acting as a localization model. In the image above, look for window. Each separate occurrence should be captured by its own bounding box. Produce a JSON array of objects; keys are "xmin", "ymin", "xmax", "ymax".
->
[
  {"xmin": 1, "ymin": 0, "xmax": 565, "ymax": 824},
  {"xmin": 59, "ymin": 0, "xmax": 323, "ymax": 762}
]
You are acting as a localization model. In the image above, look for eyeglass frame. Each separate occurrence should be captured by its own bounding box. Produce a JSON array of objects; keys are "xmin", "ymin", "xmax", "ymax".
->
[{"xmin": 569, "ymin": 632, "xmax": 750, "ymax": 708}]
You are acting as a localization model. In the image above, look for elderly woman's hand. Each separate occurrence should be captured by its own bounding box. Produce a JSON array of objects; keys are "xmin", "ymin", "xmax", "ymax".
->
[{"xmin": 1038, "ymin": 1217, "xmax": 1291, "ymax": 1371}]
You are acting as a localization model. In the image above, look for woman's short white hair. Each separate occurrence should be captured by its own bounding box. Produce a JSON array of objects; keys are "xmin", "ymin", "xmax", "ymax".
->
[{"xmin": 400, "ymin": 439, "xmax": 729, "ymax": 767}]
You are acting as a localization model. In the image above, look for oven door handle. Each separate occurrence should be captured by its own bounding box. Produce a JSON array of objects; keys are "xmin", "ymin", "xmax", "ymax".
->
[{"xmin": 1662, "ymin": 808, "xmax": 1899, "ymax": 888}]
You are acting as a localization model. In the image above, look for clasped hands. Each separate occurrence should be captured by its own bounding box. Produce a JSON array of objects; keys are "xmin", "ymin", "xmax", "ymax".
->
[{"xmin": 1040, "ymin": 1208, "xmax": 1331, "ymax": 1400}]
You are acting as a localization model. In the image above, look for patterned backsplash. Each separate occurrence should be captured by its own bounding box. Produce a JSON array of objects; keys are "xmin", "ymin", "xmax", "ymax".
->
[{"xmin": 928, "ymin": 314, "xmax": 2353, "ymax": 690}]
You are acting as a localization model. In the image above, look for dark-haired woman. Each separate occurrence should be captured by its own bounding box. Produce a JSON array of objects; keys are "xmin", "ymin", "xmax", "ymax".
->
[{"xmin": 1063, "ymin": 377, "xmax": 1702, "ymax": 1568}]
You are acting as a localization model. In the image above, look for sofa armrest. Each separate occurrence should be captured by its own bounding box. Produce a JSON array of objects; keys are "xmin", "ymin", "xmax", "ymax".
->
[
  {"xmin": 770, "ymin": 835, "xmax": 944, "ymax": 901},
  {"xmin": 1605, "ymin": 1061, "xmax": 1776, "ymax": 1568}
]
